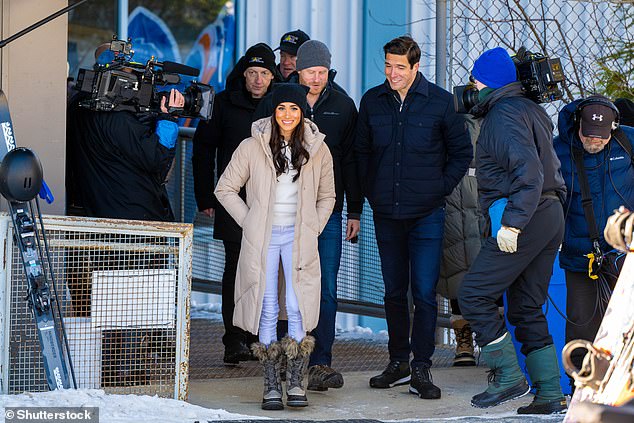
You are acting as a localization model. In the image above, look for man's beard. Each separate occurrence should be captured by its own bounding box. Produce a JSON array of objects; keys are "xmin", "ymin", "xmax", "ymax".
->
[{"xmin": 582, "ymin": 142, "xmax": 606, "ymax": 154}]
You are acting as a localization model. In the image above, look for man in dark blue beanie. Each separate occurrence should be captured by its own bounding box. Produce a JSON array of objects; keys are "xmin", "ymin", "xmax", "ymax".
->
[{"xmin": 457, "ymin": 47, "xmax": 568, "ymax": 414}]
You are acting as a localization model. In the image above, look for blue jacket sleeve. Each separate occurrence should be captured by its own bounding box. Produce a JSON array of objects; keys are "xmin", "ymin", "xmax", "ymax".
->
[
  {"xmin": 156, "ymin": 120, "xmax": 179, "ymax": 149},
  {"xmin": 354, "ymin": 96, "xmax": 372, "ymax": 198}
]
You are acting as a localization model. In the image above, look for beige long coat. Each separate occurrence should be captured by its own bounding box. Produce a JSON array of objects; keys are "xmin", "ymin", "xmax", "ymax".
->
[{"xmin": 214, "ymin": 117, "xmax": 336, "ymax": 335}]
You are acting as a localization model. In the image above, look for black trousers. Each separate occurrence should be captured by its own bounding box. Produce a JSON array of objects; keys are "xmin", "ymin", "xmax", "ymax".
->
[
  {"xmin": 459, "ymin": 198, "xmax": 564, "ymax": 356},
  {"xmin": 221, "ymin": 240, "xmax": 246, "ymax": 349},
  {"xmin": 565, "ymin": 270, "xmax": 605, "ymax": 369},
  {"xmin": 450, "ymin": 297, "xmax": 503, "ymax": 316}
]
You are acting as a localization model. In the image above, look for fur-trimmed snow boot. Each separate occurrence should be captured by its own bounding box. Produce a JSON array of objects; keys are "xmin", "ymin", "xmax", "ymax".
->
[
  {"xmin": 281, "ymin": 335, "xmax": 315, "ymax": 407},
  {"xmin": 251, "ymin": 342, "xmax": 284, "ymax": 410}
]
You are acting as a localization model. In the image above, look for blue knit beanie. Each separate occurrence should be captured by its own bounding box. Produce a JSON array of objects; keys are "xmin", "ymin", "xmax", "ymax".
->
[{"xmin": 471, "ymin": 47, "xmax": 517, "ymax": 89}]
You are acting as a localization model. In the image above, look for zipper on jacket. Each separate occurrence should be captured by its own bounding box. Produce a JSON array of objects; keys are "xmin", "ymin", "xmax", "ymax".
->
[
  {"xmin": 392, "ymin": 93, "xmax": 405, "ymax": 112},
  {"xmin": 307, "ymin": 87, "xmax": 329, "ymax": 120}
]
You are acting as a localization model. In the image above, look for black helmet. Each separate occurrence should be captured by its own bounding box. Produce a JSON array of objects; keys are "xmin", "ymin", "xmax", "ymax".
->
[{"xmin": 0, "ymin": 147, "xmax": 43, "ymax": 202}]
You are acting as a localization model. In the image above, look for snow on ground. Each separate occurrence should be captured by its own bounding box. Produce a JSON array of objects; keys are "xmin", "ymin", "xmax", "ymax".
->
[
  {"xmin": 191, "ymin": 300, "xmax": 223, "ymax": 320},
  {"xmin": 0, "ymin": 389, "xmax": 262, "ymax": 423},
  {"xmin": 335, "ymin": 325, "xmax": 389, "ymax": 342}
]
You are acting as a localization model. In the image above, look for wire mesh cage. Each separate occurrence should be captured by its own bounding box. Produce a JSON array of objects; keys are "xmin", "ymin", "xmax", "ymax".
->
[{"xmin": 0, "ymin": 215, "xmax": 192, "ymax": 399}]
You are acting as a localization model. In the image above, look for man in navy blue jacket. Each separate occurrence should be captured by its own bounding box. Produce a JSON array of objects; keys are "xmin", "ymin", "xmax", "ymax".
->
[
  {"xmin": 553, "ymin": 95, "xmax": 634, "ymax": 389},
  {"xmin": 457, "ymin": 47, "xmax": 567, "ymax": 415},
  {"xmin": 355, "ymin": 35, "xmax": 472, "ymax": 400}
]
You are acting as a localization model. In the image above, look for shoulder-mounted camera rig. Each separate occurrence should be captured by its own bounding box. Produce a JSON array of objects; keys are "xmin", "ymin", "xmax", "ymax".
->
[{"xmin": 75, "ymin": 36, "xmax": 214, "ymax": 121}]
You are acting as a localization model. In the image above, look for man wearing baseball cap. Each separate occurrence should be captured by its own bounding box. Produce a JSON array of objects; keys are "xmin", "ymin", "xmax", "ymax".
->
[
  {"xmin": 553, "ymin": 95, "xmax": 634, "ymax": 395},
  {"xmin": 275, "ymin": 29, "xmax": 310, "ymax": 79}
]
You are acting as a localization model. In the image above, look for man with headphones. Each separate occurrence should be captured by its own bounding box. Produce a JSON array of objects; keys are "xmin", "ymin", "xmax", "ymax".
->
[{"xmin": 553, "ymin": 94, "xmax": 634, "ymax": 390}]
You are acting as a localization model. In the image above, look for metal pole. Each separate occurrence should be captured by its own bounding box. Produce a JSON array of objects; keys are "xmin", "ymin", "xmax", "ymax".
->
[
  {"xmin": 117, "ymin": 0, "xmax": 129, "ymax": 40},
  {"xmin": 435, "ymin": 0, "xmax": 448, "ymax": 89}
]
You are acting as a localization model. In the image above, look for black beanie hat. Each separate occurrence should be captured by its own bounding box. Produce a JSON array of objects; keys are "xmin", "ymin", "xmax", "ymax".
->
[
  {"xmin": 242, "ymin": 43, "xmax": 277, "ymax": 74},
  {"xmin": 271, "ymin": 83, "xmax": 309, "ymax": 111}
]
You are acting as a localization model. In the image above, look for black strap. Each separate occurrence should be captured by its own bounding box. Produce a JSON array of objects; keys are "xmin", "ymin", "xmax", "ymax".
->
[
  {"xmin": 572, "ymin": 148, "xmax": 604, "ymax": 259},
  {"xmin": 612, "ymin": 128, "xmax": 634, "ymax": 165}
]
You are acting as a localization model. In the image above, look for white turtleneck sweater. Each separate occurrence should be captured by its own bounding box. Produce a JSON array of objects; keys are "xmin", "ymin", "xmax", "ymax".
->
[{"xmin": 272, "ymin": 142, "xmax": 299, "ymax": 226}]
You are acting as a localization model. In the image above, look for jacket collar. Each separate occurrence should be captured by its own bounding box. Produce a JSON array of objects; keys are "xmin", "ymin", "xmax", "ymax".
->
[
  {"xmin": 557, "ymin": 99, "xmax": 585, "ymax": 150},
  {"xmin": 470, "ymin": 82, "xmax": 524, "ymax": 117},
  {"xmin": 285, "ymin": 73, "xmax": 331, "ymax": 113},
  {"xmin": 378, "ymin": 72, "xmax": 428, "ymax": 98}
]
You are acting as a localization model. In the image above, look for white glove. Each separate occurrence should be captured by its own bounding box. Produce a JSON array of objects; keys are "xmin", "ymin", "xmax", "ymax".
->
[{"xmin": 497, "ymin": 226, "xmax": 521, "ymax": 253}]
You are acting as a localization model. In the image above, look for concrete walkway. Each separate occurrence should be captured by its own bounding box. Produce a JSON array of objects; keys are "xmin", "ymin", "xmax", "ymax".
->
[{"xmin": 188, "ymin": 366, "xmax": 565, "ymax": 422}]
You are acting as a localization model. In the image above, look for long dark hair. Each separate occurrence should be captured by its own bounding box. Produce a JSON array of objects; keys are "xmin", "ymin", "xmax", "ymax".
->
[{"xmin": 270, "ymin": 114, "xmax": 309, "ymax": 182}]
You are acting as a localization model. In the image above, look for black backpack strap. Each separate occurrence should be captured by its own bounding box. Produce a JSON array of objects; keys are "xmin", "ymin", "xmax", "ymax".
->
[{"xmin": 572, "ymin": 148, "xmax": 604, "ymax": 264}]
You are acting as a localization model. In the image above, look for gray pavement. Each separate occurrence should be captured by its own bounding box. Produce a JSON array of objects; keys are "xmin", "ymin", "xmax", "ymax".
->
[{"xmin": 187, "ymin": 367, "xmax": 565, "ymax": 422}]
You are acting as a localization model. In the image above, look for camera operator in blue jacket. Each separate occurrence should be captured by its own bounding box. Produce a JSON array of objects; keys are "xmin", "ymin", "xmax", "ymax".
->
[{"xmin": 553, "ymin": 95, "xmax": 634, "ymax": 389}]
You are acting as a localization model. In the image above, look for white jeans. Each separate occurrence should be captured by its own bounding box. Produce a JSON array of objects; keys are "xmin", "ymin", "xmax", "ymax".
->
[{"xmin": 259, "ymin": 225, "xmax": 305, "ymax": 346}]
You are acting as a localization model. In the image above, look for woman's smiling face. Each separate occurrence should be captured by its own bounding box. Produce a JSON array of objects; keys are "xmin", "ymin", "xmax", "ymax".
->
[{"xmin": 275, "ymin": 102, "xmax": 302, "ymax": 139}]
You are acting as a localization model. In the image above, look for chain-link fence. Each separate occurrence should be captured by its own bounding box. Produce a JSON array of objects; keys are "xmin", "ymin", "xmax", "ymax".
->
[
  {"xmin": 166, "ymin": 0, "xmax": 633, "ymax": 330},
  {"xmin": 445, "ymin": 0, "xmax": 633, "ymax": 115}
]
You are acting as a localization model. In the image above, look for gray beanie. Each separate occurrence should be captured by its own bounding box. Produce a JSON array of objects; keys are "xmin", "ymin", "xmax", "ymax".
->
[{"xmin": 296, "ymin": 40, "xmax": 331, "ymax": 71}]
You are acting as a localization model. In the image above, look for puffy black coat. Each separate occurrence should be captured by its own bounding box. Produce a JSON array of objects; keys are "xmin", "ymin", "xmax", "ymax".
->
[
  {"xmin": 437, "ymin": 117, "xmax": 482, "ymax": 300},
  {"xmin": 471, "ymin": 82, "xmax": 566, "ymax": 230},
  {"xmin": 254, "ymin": 80, "xmax": 363, "ymax": 217},
  {"xmin": 192, "ymin": 65, "xmax": 273, "ymax": 242},
  {"xmin": 355, "ymin": 73, "xmax": 472, "ymax": 218},
  {"xmin": 67, "ymin": 104, "xmax": 175, "ymax": 222}
]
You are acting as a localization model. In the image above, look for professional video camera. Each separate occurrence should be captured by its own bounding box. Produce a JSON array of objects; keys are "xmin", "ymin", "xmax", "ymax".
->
[
  {"xmin": 75, "ymin": 37, "xmax": 214, "ymax": 121},
  {"xmin": 453, "ymin": 47, "xmax": 565, "ymax": 114}
]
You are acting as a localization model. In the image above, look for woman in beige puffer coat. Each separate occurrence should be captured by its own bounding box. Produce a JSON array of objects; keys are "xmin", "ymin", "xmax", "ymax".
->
[{"xmin": 215, "ymin": 84, "xmax": 335, "ymax": 410}]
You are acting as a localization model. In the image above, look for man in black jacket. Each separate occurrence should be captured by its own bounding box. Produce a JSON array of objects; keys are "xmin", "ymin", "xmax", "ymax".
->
[
  {"xmin": 192, "ymin": 43, "xmax": 279, "ymax": 365},
  {"xmin": 255, "ymin": 40, "xmax": 363, "ymax": 392},
  {"xmin": 67, "ymin": 88, "xmax": 183, "ymax": 222},
  {"xmin": 355, "ymin": 35, "xmax": 472, "ymax": 400},
  {"xmin": 457, "ymin": 47, "xmax": 567, "ymax": 414}
]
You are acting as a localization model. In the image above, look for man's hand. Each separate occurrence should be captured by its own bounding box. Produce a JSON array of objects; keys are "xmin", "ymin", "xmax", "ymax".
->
[
  {"xmin": 346, "ymin": 218, "xmax": 360, "ymax": 241},
  {"xmin": 160, "ymin": 89, "xmax": 185, "ymax": 113},
  {"xmin": 202, "ymin": 208, "xmax": 215, "ymax": 218},
  {"xmin": 497, "ymin": 226, "xmax": 520, "ymax": 253},
  {"xmin": 605, "ymin": 206, "xmax": 633, "ymax": 252}
]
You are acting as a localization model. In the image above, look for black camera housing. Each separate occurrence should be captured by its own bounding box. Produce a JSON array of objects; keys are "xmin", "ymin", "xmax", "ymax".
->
[
  {"xmin": 514, "ymin": 47, "xmax": 565, "ymax": 104},
  {"xmin": 75, "ymin": 37, "xmax": 214, "ymax": 121},
  {"xmin": 453, "ymin": 47, "xmax": 565, "ymax": 114}
]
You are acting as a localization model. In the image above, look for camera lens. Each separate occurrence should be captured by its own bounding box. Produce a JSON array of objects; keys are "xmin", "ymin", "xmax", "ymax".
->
[{"xmin": 453, "ymin": 84, "xmax": 480, "ymax": 114}]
